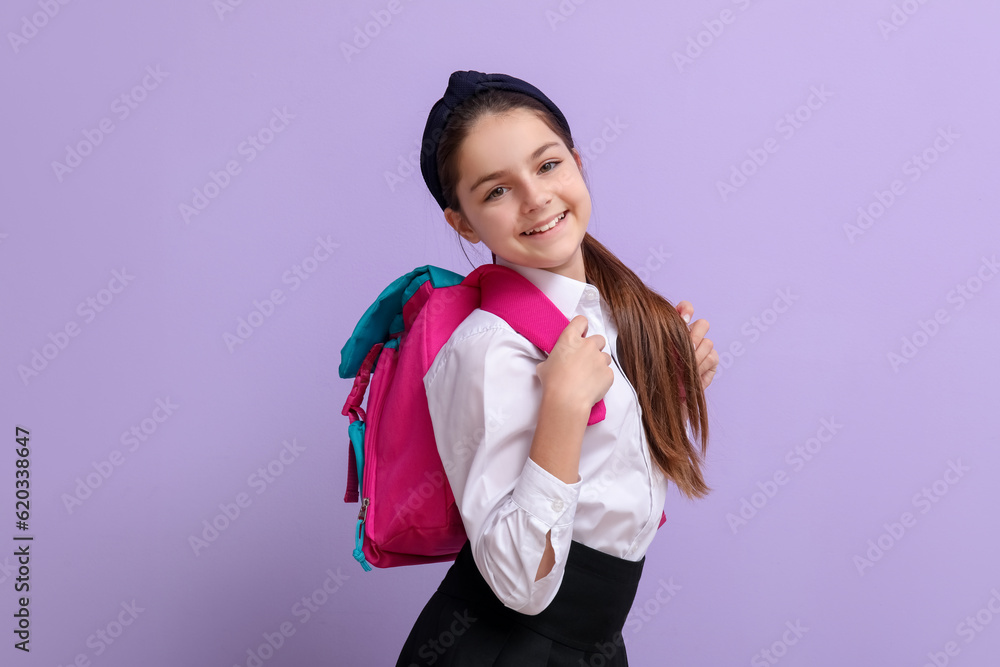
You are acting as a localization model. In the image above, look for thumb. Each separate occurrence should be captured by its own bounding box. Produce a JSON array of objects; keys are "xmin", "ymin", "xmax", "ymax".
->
[
  {"xmin": 568, "ymin": 314, "xmax": 589, "ymax": 337},
  {"xmin": 556, "ymin": 315, "xmax": 588, "ymax": 348}
]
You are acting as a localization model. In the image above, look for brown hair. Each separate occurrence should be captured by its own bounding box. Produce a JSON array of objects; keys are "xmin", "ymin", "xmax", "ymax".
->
[{"xmin": 434, "ymin": 89, "xmax": 711, "ymax": 500}]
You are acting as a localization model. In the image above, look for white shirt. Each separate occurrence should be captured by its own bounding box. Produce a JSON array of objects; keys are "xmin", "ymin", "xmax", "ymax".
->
[{"xmin": 422, "ymin": 255, "xmax": 676, "ymax": 616}]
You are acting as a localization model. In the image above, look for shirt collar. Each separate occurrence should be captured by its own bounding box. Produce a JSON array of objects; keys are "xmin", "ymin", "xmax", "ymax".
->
[{"xmin": 494, "ymin": 255, "xmax": 598, "ymax": 320}]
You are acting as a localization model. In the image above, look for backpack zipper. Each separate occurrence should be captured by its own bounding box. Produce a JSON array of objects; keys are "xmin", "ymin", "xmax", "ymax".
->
[{"xmin": 354, "ymin": 497, "xmax": 372, "ymax": 571}]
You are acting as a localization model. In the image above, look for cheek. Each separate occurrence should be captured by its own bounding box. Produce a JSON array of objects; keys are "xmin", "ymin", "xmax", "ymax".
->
[
  {"xmin": 564, "ymin": 170, "xmax": 586, "ymax": 194},
  {"xmin": 476, "ymin": 211, "xmax": 511, "ymax": 239},
  {"xmin": 570, "ymin": 182, "xmax": 591, "ymax": 208}
]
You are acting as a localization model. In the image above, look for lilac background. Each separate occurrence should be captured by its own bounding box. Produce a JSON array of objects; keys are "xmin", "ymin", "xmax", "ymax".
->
[{"xmin": 2, "ymin": 0, "xmax": 999, "ymax": 665}]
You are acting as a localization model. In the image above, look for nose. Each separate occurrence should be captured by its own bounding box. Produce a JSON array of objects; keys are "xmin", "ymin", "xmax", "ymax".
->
[{"xmin": 520, "ymin": 178, "xmax": 552, "ymax": 214}]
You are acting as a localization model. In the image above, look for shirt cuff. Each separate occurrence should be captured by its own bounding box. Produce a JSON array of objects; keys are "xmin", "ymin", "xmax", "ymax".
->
[{"xmin": 510, "ymin": 457, "xmax": 582, "ymax": 528}]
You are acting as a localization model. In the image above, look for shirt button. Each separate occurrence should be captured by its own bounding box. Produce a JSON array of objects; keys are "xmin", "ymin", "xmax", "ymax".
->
[{"xmin": 551, "ymin": 499, "xmax": 564, "ymax": 512}]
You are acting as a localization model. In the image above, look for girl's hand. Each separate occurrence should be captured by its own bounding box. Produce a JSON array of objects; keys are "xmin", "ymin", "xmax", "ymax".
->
[
  {"xmin": 536, "ymin": 315, "xmax": 614, "ymax": 414},
  {"xmin": 675, "ymin": 301, "xmax": 718, "ymax": 391}
]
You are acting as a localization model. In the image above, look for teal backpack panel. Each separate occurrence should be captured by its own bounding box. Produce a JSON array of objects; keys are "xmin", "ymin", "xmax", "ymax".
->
[{"xmin": 339, "ymin": 265, "xmax": 465, "ymax": 379}]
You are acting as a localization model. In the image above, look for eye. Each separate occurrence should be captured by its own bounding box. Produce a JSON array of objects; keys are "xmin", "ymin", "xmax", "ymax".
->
[
  {"xmin": 485, "ymin": 186, "xmax": 507, "ymax": 201},
  {"xmin": 484, "ymin": 161, "xmax": 560, "ymax": 202}
]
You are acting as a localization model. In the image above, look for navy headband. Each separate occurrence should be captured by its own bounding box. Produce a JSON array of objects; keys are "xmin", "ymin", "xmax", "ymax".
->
[{"xmin": 419, "ymin": 70, "xmax": 572, "ymax": 211}]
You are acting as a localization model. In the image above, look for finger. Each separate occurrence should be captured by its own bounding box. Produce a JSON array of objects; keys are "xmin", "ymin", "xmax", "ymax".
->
[
  {"xmin": 695, "ymin": 335, "xmax": 714, "ymax": 359},
  {"xmin": 699, "ymin": 369, "xmax": 714, "ymax": 390},
  {"xmin": 691, "ymin": 337, "xmax": 715, "ymax": 370},
  {"xmin": 701, "ymin": 362, "xmax": 717, "ymax": 388},
  {"xmin": 568, "ymin": 314, "xmax": 588, "ymax": 336},
  {"xmin": 688, "ymin": 318, "xmax": 709, "ymax": 347},
  {"xmin": 698, "ymin": 349, "xmax": 719, "ymax": 383},
  {"xmin": 675, "ymin": 300, "xmax": 694, "ymax": 324}
]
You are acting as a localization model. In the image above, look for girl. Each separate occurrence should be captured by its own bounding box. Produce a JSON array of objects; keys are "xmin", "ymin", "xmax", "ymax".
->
[{"xmin": 395, "ymin": 70, "xmax": 718, "ymax": 666}]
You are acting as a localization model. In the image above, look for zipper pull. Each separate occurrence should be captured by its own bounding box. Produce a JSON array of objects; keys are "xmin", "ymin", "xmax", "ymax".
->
[{"xmin": 353, "ymin": 498, "xmax": 373, "ymax": 571}]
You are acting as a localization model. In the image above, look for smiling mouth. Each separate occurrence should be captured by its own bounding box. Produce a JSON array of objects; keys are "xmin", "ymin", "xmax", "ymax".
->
[{"xmin": 521, "ymin": 211, "xmax": 567, "ymax": 236}]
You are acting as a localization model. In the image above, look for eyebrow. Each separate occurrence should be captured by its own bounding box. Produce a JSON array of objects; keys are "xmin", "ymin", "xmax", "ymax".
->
[{"xmin": 468, "ymin": 142, "xmax": 561, "ymax": 194}]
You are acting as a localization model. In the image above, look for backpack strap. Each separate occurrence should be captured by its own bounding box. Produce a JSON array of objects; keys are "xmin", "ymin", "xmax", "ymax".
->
[
  {"xmin": 470, "ymin": 264, "xmax": 607, "ymax": 425},
  {"xmin": 466, "ymin": 265, "xmax": 665, "ymax": 528},
  {"xmin": 342, "ymin": 344, "xmax": 380, "ymax": 502}
]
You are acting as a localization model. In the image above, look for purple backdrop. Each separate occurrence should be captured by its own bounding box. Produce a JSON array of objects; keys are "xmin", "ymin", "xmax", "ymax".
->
[{"xmin": 2, "ymin": 0, "xmax": 999, "ymax": 665}]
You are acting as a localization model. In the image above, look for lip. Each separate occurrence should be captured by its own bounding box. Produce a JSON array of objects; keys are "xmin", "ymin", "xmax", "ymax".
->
[{"xmin": 521, "ymin": 210, "xmax": 568, "ymax": 238}]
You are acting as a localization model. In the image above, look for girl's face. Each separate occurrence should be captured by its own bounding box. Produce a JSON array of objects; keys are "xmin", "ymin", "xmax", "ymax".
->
[{"xmin": 444, "ymin": 108, "xmax": 592, "ymax": 283}]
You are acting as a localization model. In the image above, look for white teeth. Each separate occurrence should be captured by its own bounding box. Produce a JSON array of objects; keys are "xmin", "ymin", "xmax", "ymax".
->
[{"xmin": 523, "ymin": 212, "xmax": 565, "ymax": 235}]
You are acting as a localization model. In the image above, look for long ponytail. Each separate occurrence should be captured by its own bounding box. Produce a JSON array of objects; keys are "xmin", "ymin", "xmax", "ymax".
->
[{"xmin": 582, "ymin": 233, "xmax": 710, "ymax": 499}]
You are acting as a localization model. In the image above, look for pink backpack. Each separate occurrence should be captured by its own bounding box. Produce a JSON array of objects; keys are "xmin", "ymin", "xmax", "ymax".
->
[{"xmin": 339, "ymin": 263, "xmax": 663, "ymax": 571}]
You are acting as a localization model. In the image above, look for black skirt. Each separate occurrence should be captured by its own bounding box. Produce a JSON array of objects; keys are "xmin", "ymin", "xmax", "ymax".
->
[{"xmin": 395, "ymin": 539, "xmax": 645, "ymax": 666}]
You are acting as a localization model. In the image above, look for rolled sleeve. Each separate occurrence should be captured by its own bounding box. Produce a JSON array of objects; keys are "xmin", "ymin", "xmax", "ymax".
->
[
  {"xmin": 495, "ymin": 457, "xmax": 582, "ymax": 614},
  {"xmin": 511, "ymin": 456, "xmax": 581, "ymax": 527},
  {"xmin": 423, "ymin": 318, "xmax": 582, "ymax": 615}
]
